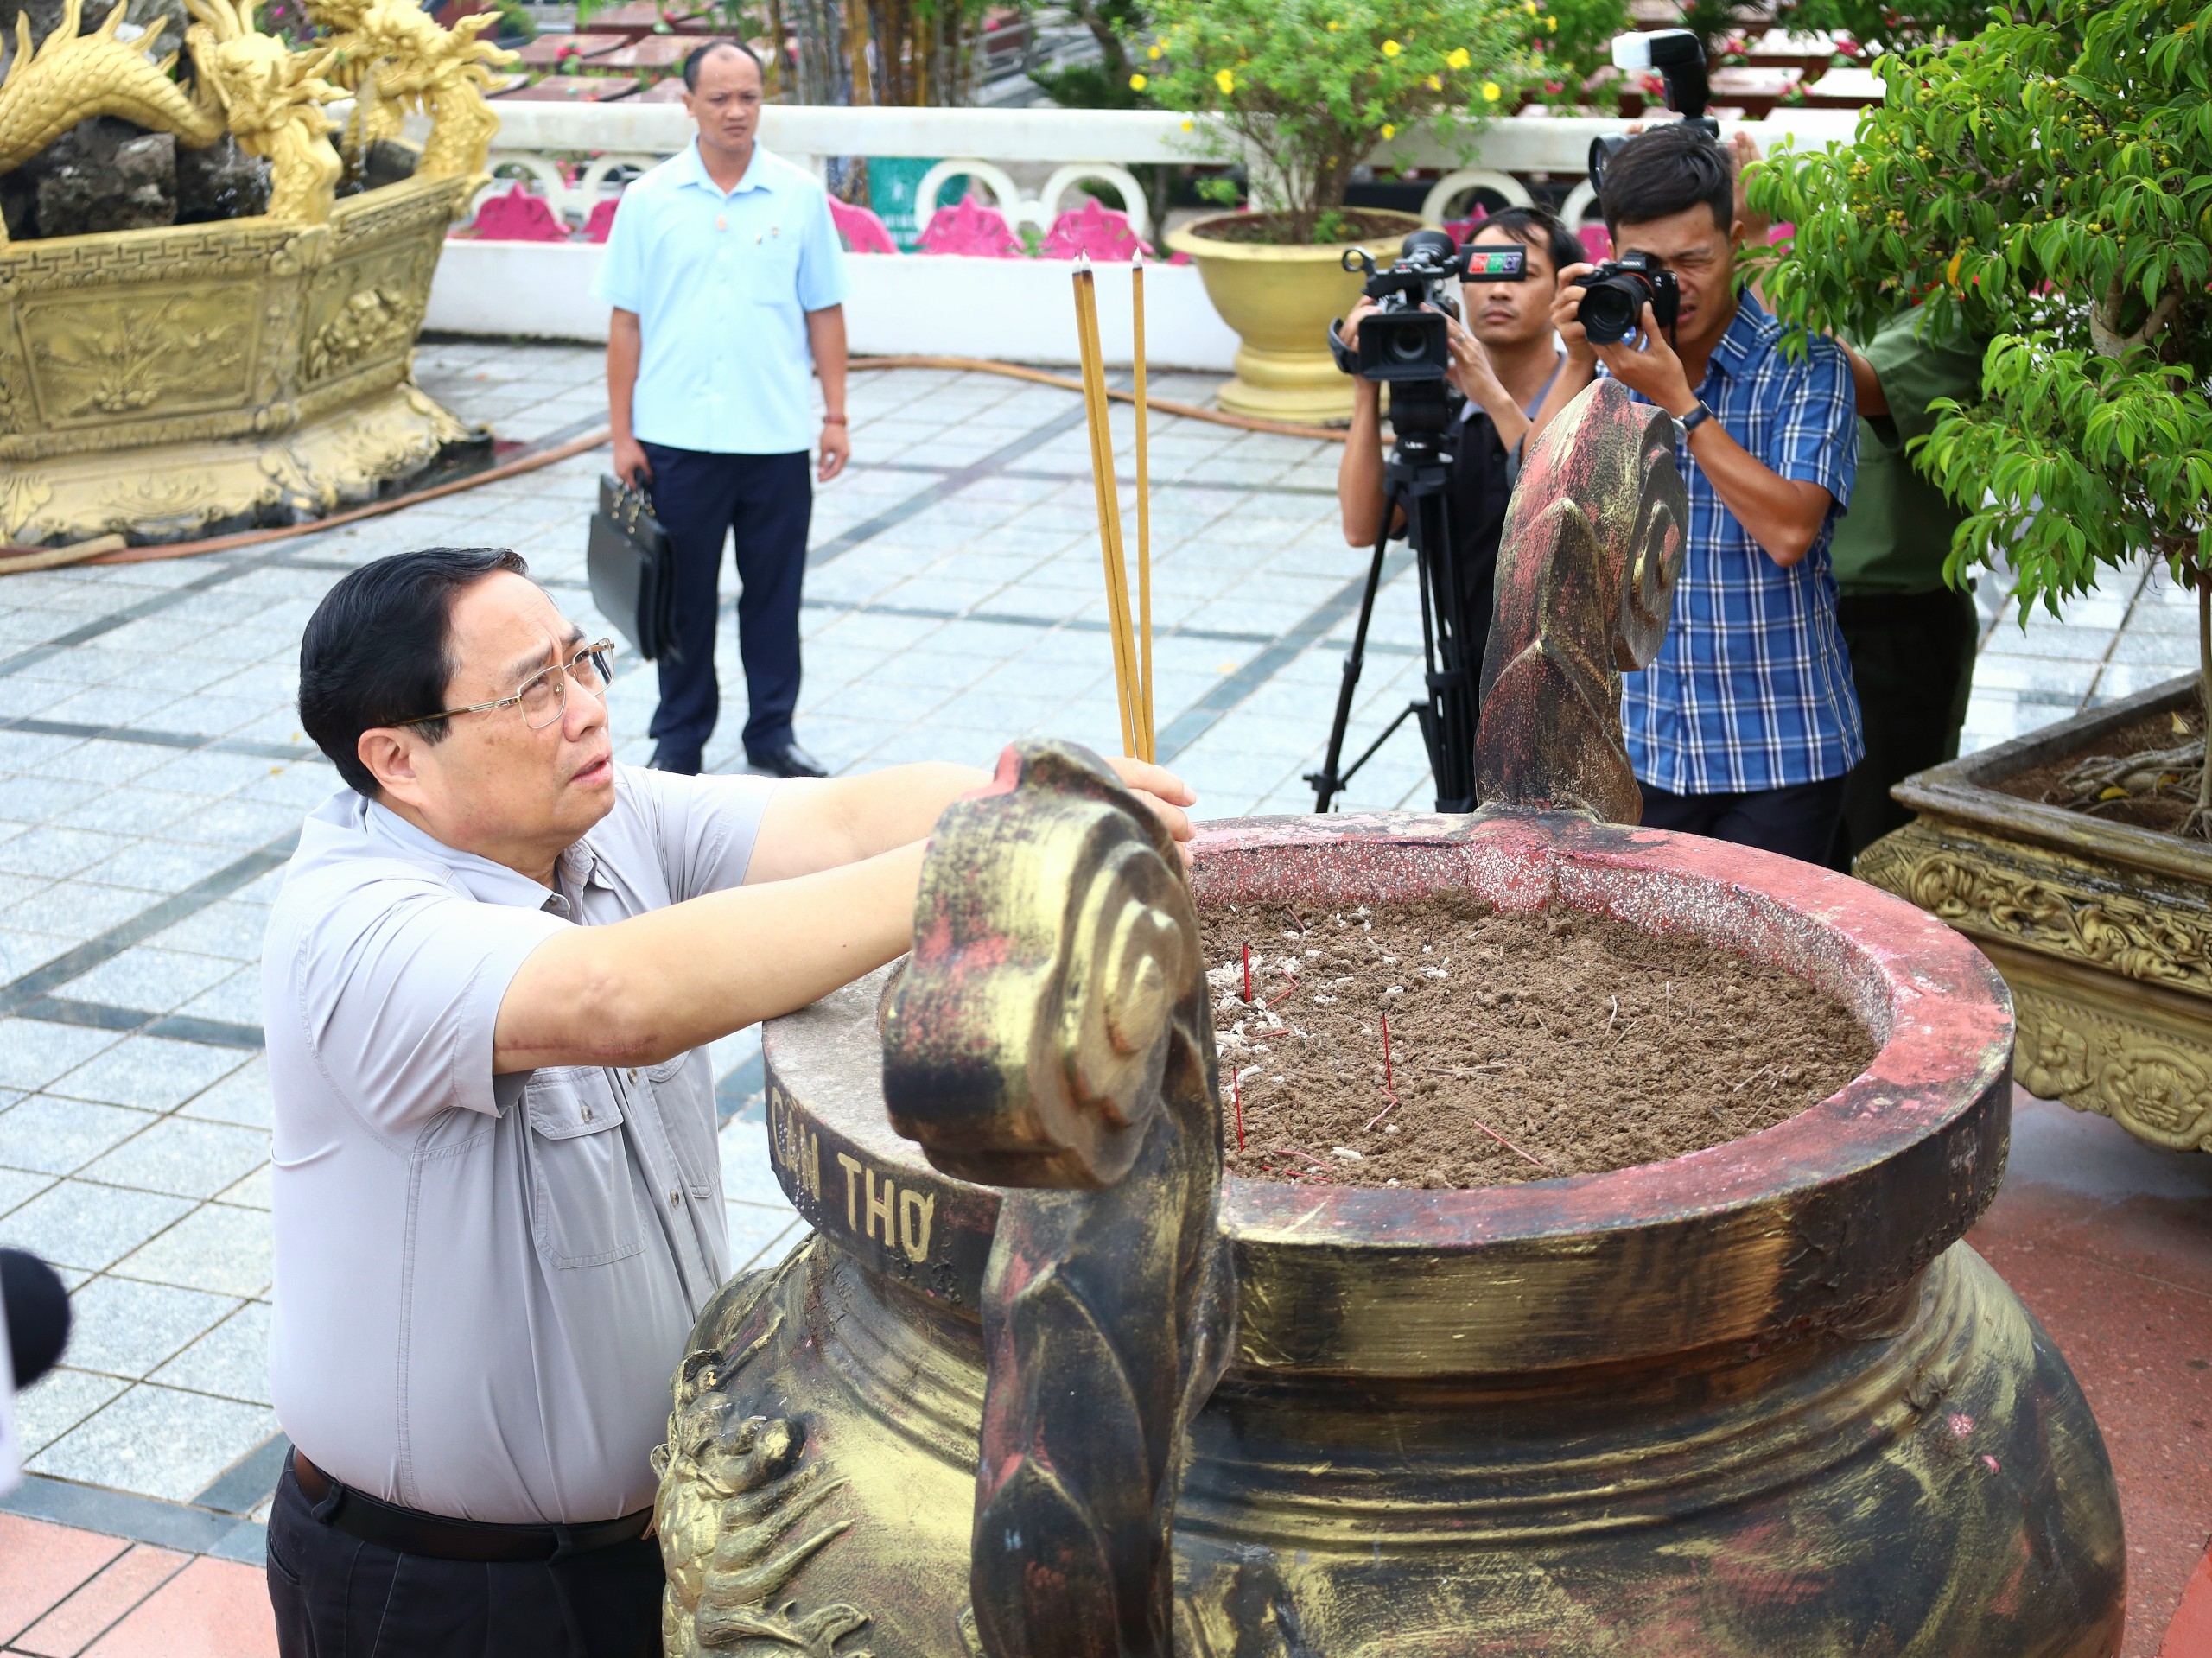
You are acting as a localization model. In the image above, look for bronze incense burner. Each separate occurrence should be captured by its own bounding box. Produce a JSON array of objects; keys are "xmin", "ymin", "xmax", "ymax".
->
[{"xmin": 653, "ymin": 384, "xmax": 2125, "ymax": 1656}]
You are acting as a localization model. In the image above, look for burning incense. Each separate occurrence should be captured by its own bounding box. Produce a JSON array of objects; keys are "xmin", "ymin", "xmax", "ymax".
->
[
  {"xmin": 1071, "ymin": 260, "xmax": 1141, "ymax": 758},
  {"xmin": 1132, "ymin": 254, "xmax": 1154, "ymax": 761}
]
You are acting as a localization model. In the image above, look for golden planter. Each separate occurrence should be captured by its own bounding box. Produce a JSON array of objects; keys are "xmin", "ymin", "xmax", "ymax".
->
[
  {"xmin": 0, "ymin": 173, "xmax": 474, "ymax": 545},
  {"xmin": 1858, "ymin": 671, "xmax": 2212, "ymax": 1154},
  {"xmin": 1164, "ymin": 208, "xmax": 1421, "ymax": 425}
]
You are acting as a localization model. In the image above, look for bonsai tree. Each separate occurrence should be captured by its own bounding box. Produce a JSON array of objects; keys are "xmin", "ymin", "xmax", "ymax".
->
[
  {"xmin": 1747, "ymin": 0, "xmax": 2212, "ymax": 834},
  {"xmin": 1136, "ymin": 0, "xmax": 1533, "ymax": 243}
]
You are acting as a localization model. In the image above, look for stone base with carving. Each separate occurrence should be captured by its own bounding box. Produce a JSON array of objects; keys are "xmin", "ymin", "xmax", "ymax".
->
[
  {"xmin": 1856, "ymin": 671, "xmax": 2212, "ymax": 1154},
  {"xmin": 2, "ymin": 173, "xmax": 478, "ymax": 546}
]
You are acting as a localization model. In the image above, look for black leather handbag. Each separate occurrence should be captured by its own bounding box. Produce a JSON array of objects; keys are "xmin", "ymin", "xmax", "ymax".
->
[{"xmin": 588, "ymin": 475, "xmax": 682, "ymax": 663}]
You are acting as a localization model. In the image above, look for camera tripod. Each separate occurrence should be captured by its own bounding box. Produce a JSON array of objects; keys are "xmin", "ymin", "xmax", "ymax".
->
[{"xmin": 1307, "ymin": 386, "xmax": 1486, "ymax": 814}]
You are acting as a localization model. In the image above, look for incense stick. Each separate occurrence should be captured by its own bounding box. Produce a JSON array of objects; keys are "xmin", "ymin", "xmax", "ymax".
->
[
  {"xmin": 1071, "ymin": 261, "xmax": 1141, "ymax": 757},
  {"xmin": 1132, "ymin": 254, "xmax": 1154, "ymax": 762}
]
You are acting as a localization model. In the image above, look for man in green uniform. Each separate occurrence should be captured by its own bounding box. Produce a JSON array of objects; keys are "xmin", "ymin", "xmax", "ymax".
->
[{"xmin": 1828, "ymin": 308, "xmax": 1989, "ymax": 870}]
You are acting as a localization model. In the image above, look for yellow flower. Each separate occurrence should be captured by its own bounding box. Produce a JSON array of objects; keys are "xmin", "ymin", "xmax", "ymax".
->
[
  {"xmin": 1382, "ymin": 37, "xmax": 1402, "ymax": 55},
  {"xmin": 1180, "ymin": 118, "xmax": 1194, "ymax": 130},
  {"xmin": 1482, "ymin": 79, "xmax": 1502, "ymax": 100},
  {"xmin": 1382, "ymin": 122, "xmax": 1397, "ymax": 137},
  {"xmin": 1214, "ymin": 67, "xmax": 1236, "ymax": 93},
  {"xmin": 1427, "ymin": 73, "xmax": 1442, "ymax": 89},
  {"xmin": 1547, "ymin": 15, "xmax": 1557, "ymax": 29},
  {"xmin": 1129, "ymin": 72, "xmax": 1147, "ymax": 89},
  {"xmin": 1446, "ymin": 46, "xmax": 1471, "ymax": 68},
  {"xmin": 1147, "ymin": 42, "xmax": 1161, "ymax": 58}
]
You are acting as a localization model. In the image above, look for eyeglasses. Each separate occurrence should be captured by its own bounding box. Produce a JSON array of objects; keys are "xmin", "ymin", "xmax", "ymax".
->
[{"xmin": 395, "ymin": 639, "xmax": 618, "ymax": 732}]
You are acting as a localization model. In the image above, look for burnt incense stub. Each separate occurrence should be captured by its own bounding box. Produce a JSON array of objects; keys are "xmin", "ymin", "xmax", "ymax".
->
[{"xmin": 1475, "ymin": 378, "xmax": 1688, "ymax": 824}]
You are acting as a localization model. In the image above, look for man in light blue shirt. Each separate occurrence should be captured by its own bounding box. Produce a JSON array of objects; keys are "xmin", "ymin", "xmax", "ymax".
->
[{"xmin": 594, "ymin": 40, "xmax": 849, "ymax": 780}]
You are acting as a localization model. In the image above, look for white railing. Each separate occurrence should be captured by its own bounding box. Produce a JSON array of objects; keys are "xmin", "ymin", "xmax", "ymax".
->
[{"xmin": 472, "ymin": 102, "xmax": 1868, "ymax": 237}]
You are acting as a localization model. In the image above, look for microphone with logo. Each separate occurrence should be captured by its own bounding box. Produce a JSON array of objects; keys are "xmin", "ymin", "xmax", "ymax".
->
[{"xmin": 0, "ymin": 1249, "xmax": 72, "ymax": 1496}]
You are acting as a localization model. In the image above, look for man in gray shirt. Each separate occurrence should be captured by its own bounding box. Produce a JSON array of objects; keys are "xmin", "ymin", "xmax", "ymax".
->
[{"xmin": 263, "ymin": 547, "xmax": 1192, "ymax": 1656}]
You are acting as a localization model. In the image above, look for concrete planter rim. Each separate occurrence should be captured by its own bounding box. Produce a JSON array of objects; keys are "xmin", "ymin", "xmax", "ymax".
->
[{"xmin": 1161, "ymin": 205, "xmax": 1430, "ymax": 264}]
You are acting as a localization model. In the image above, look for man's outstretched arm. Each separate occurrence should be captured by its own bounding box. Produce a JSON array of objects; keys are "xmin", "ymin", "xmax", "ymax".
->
[{"xmin": 492, "ymin": 755, "xmax": 1197, "ymax": 1071}]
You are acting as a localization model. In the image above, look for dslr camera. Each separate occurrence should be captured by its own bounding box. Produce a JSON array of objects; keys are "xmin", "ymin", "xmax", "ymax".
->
[{"xmin": 1577, "ymin": 251, "xmax": 1679, "ymax": 346}]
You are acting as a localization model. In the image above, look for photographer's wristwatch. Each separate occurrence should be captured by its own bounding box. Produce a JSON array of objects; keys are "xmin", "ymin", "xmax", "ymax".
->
[{"xmin": 1676, "ymin": 400, "xmax": 1714, "ymax": 436}]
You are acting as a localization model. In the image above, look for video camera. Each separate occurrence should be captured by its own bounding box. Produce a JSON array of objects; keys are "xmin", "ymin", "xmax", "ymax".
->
[{"xmin": 1330, "ymin": 232, "xmax": 1529, "ymax": 372}]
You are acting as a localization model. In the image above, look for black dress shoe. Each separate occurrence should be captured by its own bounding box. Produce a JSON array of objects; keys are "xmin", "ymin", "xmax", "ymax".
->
[
  {"xmin": 746, "ymin": 741, "xmax": 828, "ymax": 779},
  {"xmin": 648, "ymin": 748, "xmax": 702, "ymax": 776}
]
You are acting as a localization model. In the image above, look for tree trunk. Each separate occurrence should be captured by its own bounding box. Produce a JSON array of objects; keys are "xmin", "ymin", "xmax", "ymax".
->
[
  {"xmin": 2196, "ymin": 560, "xmax": 2210, "ymax": 837},
  {"xmin": 765, "ymin": 0, "xmax": 787, "ymax": 97},
  {"xmin": 846, "ymin": 0, "xmax": 874, "ymax": 104}
]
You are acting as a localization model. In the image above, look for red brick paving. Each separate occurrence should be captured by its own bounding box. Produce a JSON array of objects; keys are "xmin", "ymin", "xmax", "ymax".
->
[
  {"xmin": 1970, "ymin": 1087, "xmax": 2212, "ymax": 1658},
  {"xmin": 77, "ymin": 1558, "xmax": 275, "ymax": 1658},
  {"xmin": 2163, "ymin": 1545, "xmax": 2212, "ymax": 1657}
]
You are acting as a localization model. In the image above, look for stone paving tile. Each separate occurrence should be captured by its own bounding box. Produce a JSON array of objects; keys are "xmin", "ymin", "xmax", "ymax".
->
[
  {"xmin": 172, "ymin": 1058, "xmax": 270, "ymax": 1130},
  {"xmin": 0, "ymin": 1180, "xmax": 191, "ymax": 1274},
  {"xmin": 48, "ymin": 1039, "xmax": 251, "ymax": 1114},
  {"xmin": 29, "ymin": 1382, "xmax": 279, "ymax": 1504},
  {"xmin": 110, "ymin": 1201, "xmax": 271, "ymax": 1299},
  {"xmin": 0, "ymin": 346, "xmax": 2178, "ymax": 1546},
  {"xmin": 147, "ymin": 1302, "xmax": 273, "ymax": 1406},
  {"xmin": 57, "ymin": 1277, "xmax": 244, "ymax": 1382},
  {"xmin": 0, "ymin": 1096, "xmax": 153, "ymax": 1176},
  {"xmin": 75, "ymin": 1117, "xmax": 268, "ymax": 1202},
  {"xmin": 59, "ymin": 948, "xmax": 239, "ymax": 1015}
]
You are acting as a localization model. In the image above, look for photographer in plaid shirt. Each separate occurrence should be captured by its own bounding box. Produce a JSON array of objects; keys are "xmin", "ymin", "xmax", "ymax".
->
[{"xmin": 1531, "ymin": 125, "xmax": 1861, "ymax": 862}]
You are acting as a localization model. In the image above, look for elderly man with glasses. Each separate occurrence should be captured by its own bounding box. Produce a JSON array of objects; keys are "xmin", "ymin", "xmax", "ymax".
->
[{"xmin": 260, "ymin": 547, "xmax": 1194, "ymax": 1656}]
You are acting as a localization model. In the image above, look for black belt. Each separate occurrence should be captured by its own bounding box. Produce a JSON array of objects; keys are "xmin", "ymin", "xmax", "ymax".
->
[{"xmin": 289, "ymin": 1451, "xmax": 654, "ymax": 1564}]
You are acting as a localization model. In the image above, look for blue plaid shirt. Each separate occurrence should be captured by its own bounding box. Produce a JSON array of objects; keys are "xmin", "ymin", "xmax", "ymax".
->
[{"xmin": 1604, "ymin": 289, "xmax": 1864, "ymax": 794}]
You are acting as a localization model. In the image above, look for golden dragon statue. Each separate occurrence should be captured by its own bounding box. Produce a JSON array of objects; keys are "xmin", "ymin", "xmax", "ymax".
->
[
  {"xmin": 311, "ymin": 0, "xmax": 515, "ymax": 183},
  {"xmin": 0, "ymin": 0, "xmax": 508, "ymax": 245}
]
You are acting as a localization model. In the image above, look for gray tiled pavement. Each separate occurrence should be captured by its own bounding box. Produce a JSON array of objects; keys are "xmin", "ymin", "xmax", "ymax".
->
[{"xmin": 0, "ymin": 340, "xmax": 2201, "ymax": 1554}]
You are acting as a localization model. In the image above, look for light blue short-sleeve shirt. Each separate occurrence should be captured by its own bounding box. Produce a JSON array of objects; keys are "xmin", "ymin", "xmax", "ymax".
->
[
  {"xmin": 264, "ymin": 764, "xmax": 780, "ymax": 1525},
  {"xmin": 592, "ymin": 140, "xmax": 850, "ymax": 455}
]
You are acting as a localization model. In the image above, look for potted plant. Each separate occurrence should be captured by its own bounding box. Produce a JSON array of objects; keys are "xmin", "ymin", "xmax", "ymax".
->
[
  {"xmin": 1748, "ymin": 0, "xmax": 2212, "ymax": 1153},
  {"xmin": 1143, "ymin": 0, "xmax": 1530, "ymax": 422}
]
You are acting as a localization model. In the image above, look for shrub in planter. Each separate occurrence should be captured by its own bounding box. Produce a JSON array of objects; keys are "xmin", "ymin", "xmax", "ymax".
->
[
  {"xmin": 1749, "ymin": 0, "xmax": 2212, "ymax": 835},
  {"xmin": 1136, "ymin": 0, "xmax": 1531, "ymax": 245}
]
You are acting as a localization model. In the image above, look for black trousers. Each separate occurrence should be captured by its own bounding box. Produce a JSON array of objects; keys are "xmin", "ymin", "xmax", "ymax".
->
[
  {"xmin": 266, "ymin": 1462, "xmax": 664, "ymax": 1658},
  {"xmin": 1828, "ymin": 587, "xmax": 1980, "ymax": 872},
  {"xmin": 1638, "ymin": 774, "xmax": 1849, "ymax": 867},
  {"xmin": 639, "ymin": 443, "xmax": 813, "ymax": 769}
]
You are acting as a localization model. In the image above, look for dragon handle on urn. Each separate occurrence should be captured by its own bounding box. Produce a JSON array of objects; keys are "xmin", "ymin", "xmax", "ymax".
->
[
  {"xmin": 880, "ymin": 740, "xmax": 1236, "ymax": 1658},
  {"xmin": 1473, "ymin": 377, "xmax": 1689, "ymax": 825}
]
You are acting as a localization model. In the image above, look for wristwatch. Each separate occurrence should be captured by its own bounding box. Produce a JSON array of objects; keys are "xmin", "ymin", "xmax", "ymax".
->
[{"xmin": 1677, "ymin": 401, "xmax": 1714, "ymax": 436}]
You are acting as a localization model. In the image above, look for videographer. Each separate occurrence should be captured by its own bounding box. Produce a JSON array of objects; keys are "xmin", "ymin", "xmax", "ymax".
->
[
  {"xmin": 1529, "ymin": 124, "xmax": 1861, "ymax": 861},
  {"xmin": 1316, "ymin": 211, "xmax": 1577, "ymax": 810},
  {"xmin": 1336, "ymin": 209, "xmax": 1576, "ymax": 564}
]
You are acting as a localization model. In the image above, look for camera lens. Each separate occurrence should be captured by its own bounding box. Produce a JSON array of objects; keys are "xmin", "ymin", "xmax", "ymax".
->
[
  {"xmin": 1580, "ymin": 278, "xmax": 1643, "ymax": 346},
  {"xmin": 1388, "ymin": 329, "xmax": 1428, "ymax": 364}
]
